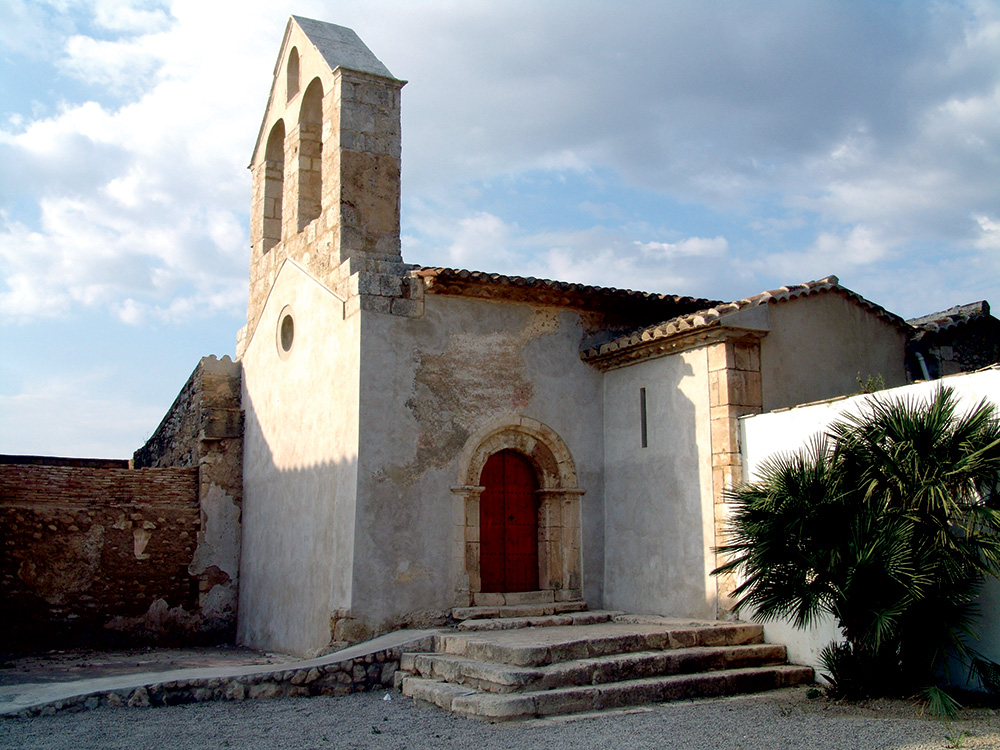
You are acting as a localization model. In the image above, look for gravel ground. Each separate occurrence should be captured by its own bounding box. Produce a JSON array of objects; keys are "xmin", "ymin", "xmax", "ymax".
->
[{"xmin": 3, "ymin": 686, "xmax": 1000, "ymax": 750}]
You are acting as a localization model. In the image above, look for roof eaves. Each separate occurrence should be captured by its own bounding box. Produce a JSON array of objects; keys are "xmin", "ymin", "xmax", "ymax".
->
[{"xmin": 414, "ymin": 267, "xmax": 720, "ymax": 310}]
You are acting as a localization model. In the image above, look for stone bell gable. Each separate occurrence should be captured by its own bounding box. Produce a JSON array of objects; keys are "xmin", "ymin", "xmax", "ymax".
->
[{"xmin": 240, "ymin": 17, "xmax": 406, "ymax": 357}]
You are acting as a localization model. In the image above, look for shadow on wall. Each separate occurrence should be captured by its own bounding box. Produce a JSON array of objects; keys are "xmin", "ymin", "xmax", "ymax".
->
[{"xmin": 238, "ymin": 382, "xmax": 364, "ymax": 657}]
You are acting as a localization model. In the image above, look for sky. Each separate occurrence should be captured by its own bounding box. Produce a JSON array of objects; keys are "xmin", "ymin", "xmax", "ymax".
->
[{"xmin": 1, "ymin": 0, "xmax": 999, "ymax": 458}]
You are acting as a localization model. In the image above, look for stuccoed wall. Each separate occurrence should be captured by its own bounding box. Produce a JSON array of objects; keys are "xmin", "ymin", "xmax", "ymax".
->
[
  {"xmin": 349, "ymin": 294, "xmax": 606, "ymax": 632},
  {"xmin": 740, "ymin": 367, "xmax": 1000, "ymax": 673},
  {"xmin": 760, "ymin": 294, "xmax": 908, "ymax": 411},
  {"xmin": 239, "ymin": 262, "xmax": 361, "ymax": 656},
  {"xmin": 602, "ymin": 348, "xmax": 716, "ymax": 618}
]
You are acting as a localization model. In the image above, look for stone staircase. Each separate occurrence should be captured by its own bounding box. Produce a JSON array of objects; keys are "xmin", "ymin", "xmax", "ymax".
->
[{"xmin": 396, "ymin": 600, "xmax": 813, "ymax": 721}]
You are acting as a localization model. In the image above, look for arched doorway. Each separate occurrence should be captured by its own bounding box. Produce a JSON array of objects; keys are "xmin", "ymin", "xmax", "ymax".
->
[
  {"xmin": 479, "ymin": 450, "xmax": 539, "ymax": 592},
  {"xmin": 451, "ymin": 416, "xmax": 584, "ymax": 605}
]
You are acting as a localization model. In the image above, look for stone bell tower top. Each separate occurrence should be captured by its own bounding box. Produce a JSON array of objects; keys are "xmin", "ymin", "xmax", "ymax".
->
[
  {"xmin": 242, "ymin": 17, "xmax": 406, "ymax": 350},
  {"xmin": 284, "ymin": 17, "xmax": 395, "ymax": 79}
]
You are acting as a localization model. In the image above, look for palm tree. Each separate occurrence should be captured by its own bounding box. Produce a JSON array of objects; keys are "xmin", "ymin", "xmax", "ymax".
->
[{"xmin": 714, "ymin": 386, "xmax": 1000, "ymax": 707}]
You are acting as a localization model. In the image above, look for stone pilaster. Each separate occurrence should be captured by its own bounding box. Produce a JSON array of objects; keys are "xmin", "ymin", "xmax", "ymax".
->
[
  {"xmin": 707, "ymin": 336, "xmax": 762, "ymax": 617},
  {"xmin": 451, "ymin": 485, "xmax": 484, "ymax": 607}
]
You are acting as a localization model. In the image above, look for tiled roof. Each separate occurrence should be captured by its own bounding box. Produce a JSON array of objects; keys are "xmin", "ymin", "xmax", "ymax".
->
[
  {"xmin": 907, "ymin": 301, "xmax": 992, "ymax": 333},
  {"xmin": 582, "ymin": 275, "xmax": 911, "ymax": 366},
  {"xmin": 414, "ymin": 267, "xmax": 720, "ymax": 315}
]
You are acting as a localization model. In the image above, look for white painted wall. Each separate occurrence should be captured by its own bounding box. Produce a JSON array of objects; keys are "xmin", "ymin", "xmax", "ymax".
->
[
  {"xmin": 603, "ymin": 348, "xmax": 716, "ymax": 618},
  {"xmin": 238, "ymin": 262, "xmax": 361, "ymax": 656},
  {"xmin": 740, "ymin": 367, "xmax": 1000, "ymax": 673},
  {"xmin": 349, "ymin": 295, "xmax": 606, "ymax": 630}
]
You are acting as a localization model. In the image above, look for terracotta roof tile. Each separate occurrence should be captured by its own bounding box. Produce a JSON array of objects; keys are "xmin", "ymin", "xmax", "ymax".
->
[{"xmin": 907, "ymin": 301, "xmax": 991, "ymax": 333}]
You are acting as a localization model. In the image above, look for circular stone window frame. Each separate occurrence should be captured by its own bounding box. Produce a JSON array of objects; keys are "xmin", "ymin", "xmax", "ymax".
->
[{"xmin": 276, "ymin": 305, "xmax": 295, "ymax": 360}]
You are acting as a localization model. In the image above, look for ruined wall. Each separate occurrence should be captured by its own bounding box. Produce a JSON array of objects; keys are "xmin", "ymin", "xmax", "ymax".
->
[
  {"xmin": 133, "ymin": 355, "xmax": 243, "ymax": 639},
  {"xmin": 0, "ymin": 457, "xmax": 200, "ymax": 651},
  {"xmin": 907, "ymin": 316, "xmax": 1000, "ymax": 381}
]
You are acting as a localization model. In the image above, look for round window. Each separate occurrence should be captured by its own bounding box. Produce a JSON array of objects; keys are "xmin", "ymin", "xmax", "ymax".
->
[{"xmin": 277, "ymin": 306, "xmax": 294, "ymax": 359}]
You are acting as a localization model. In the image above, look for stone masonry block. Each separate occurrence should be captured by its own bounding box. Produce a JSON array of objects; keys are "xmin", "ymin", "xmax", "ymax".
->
[
  {"xmin": 360, "ymin": 295, "xmax": 392, "ymax": 314},
  {"xmin": 710, "ymin": 415, "xmax": 738, "ymax": 455},
  {"xmin": 708, "ymin": 370, "xmax": 725, "ymax": 407},
  {"xmin": 465, "ymin": 497, "xmax": 479, "ymax": 527},
  {"xmin": 733, "ymin": 341, "xmax": 760, "ymax": 372},
  {"xmin": 713, "ymin": 462, "xmax": 741, "ymax": 491},
  {"xmin": 707, "ymin": 342, "xmax": 733, "ymax": 372},
  {"xmin": 356, "ymin": 272, "xmax": 380, "ymax": 295},
  {"xmin": 714, "ymin": 450, "xmax": 742, "ymax": 468},
  {"xmin": 333, "ymin": 618, "xmax": 371, "ymax": 644},
  {"xmin": 390, "ymin": 297, "xmax": 420, "ymax": 317},
  {"xmin": 727, "ymin": 370, "xmax": 762, "ymax": 408},
  {"xmin": 379, "ymin": 273, "xmax": 402, "ymax": 297}
]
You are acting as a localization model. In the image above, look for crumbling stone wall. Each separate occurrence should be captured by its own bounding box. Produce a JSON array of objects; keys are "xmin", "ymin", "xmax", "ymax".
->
[
  {"xmin": 133, "ymin": 355, "xmax": 243, "ymax": 640},
  {"xmin": 0, "ymin": 457, "xmax": 200, "ymax": 651},
  {"xmin": 907, "ymin": 316, "xmax": 1000, "ymax": 381}
]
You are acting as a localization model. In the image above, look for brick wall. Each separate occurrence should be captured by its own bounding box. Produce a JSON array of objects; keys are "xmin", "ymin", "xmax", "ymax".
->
[{"xmin": 0, "ymin": 459, "xmax": 201, "ymax": 651}]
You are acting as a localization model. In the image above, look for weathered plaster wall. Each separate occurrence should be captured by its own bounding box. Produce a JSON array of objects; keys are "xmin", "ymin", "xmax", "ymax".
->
[
  {"xmin": 0, "ymin": 458, "xmax": 200, "ymax": 650},
  {"xmin": 133, "ymin": 355, "xmax": 243, "ymax": 638},
  {"xmin": 239, "ymin": 261, "xmax": 361, "ymax": 656},
  {"xmin": 760, "ymin": 294, "xmax": 908, "ymax": 411},
  {"xmin": 602, "ymin": 348, "xmax": 716, "ymax": 618},
  {"xmin": 740, "ymin": 367, "xmax": 1000, "ymax": 673},
  {"xmin": 348, "ymin": 294, "xmax": 605, "ymax": 634}
]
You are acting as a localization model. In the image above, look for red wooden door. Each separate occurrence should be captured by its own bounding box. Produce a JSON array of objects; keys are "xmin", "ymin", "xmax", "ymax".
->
[{"xmin": 479, "ymin": 450, "xmax": 539, "ymax": 593}]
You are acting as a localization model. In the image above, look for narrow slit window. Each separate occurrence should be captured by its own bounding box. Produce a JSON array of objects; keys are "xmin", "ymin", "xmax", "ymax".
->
[{"xmin": 640, "ymin": 387, "xmax": 648, "ymax": 448}]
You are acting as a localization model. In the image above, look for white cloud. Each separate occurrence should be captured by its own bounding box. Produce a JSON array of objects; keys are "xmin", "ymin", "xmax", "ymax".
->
[
  {"xmin": 445, "ymin": 212, "xmax": 513, "ymax": 267},
  {"xmin": 59, "ymin": 34, "xmax": 164, "ymax": 93},
  {"xmin": 974, "ymin": 214, "xmax": 1000, "ymax": 250},
  {"xmin": 3, "ymin": 0, "xmax": 1000, "ymax": 322},
  {"xmin": 758, "ymin": 225, "xmax": 892, "ymax": 284},
  {"xmin": 92, "ymin": 0, "xmax": 171, "ymax": 33},
  {"xmin": 0, "ymin": 1, "xmax": 261, "ymax": 323},
  {"xmin": 636, "ymin": 237, "xmax": 728, "ymax": 260}
]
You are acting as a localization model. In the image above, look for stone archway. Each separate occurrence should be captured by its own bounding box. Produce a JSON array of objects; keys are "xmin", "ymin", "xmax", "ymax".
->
[{"xmin": 451, "ymin": 417, "xmax": 584, "ymax": 606}]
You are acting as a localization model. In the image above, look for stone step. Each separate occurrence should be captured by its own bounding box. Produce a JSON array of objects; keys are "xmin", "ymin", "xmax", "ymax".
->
[
  {"xmin": 403, "ymin": 643, "xmax": 789, "ymax": 693},
  {"xmin": 401, "ymin": 664, "xmax": 814, "ymax": 721},
  {"xmin": 451, "ymin": 600, "xmax": 588, "ymax": 622},
  {"xmin": 436, "ymin": 621, "xmax": 764, "ymax": 668},
  {"xmin": 471, "ymin": 590, "xmax": 569, "ymax": 606},
  {"xmin": 457, "ymin": 610, "xmax": 620, "ymax": 632}
]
